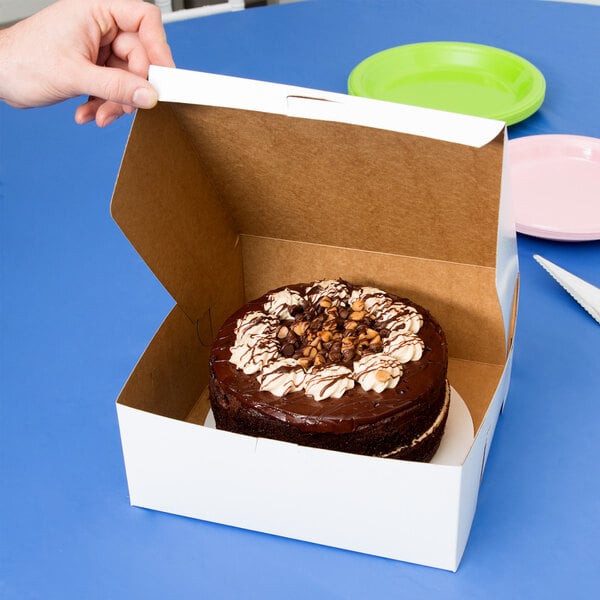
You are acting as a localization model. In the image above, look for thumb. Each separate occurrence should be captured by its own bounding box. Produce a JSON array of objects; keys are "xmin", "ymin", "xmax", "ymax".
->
[{"xmin": 79, "ymin": 63, "xmax": 158, "ymax": 109}]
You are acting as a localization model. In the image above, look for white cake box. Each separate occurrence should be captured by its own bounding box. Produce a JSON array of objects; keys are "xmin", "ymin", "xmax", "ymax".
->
[{"xmin": 111, "ymin": 66, "xmax": 519, "ymax": 572}]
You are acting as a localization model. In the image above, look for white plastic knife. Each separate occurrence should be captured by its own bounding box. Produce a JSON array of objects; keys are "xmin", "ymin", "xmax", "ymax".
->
[{"xmin": 533, "ymin": 254, "xmax": 600, "ymax": 325}]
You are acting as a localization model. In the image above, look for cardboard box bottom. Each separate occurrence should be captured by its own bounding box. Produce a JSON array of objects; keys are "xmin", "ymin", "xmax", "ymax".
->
[{"xmin": 116, "ymin": 304, "xmax": 512, "ymax": 571}]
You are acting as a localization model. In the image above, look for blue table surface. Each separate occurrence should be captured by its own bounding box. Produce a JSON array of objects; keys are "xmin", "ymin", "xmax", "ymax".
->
[{"xmin": 2, "ymin": 1, "xmax": 599, "ymax": 597}]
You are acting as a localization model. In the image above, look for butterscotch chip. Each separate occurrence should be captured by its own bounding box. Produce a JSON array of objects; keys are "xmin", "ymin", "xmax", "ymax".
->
[
  {"xmin": 376, "ymin": 369, "xmax": 392, "ymax": 383},
  {"xmin": 344, "ymin": 320, "xmax": 358, "ymax": 332},
  {"xmin": 297, "ymin": 357, "xmax": 311, "ymax": 369},
  {"xmin": 319, "ymin": 330, "xmax": 333, "ymax": 343},
  {"xmin": 350, "ymin": 310, "xmax": 366, "ymax": 321},
  {"xmin": 310, "ymin": 337, "xmax": 322, "ymax": 348},
  {"xmin": 292, "ymin": 321, "xmax": 309, "ymax": 336},
  {"xmin": 351, "ymin": 299, "xmax": 365, "ymax": 312},
  {"xmin": 313, "ymin": 353, "xmax": 326, "ymax": 367},
  {"xmin": 322, "ymin": 319, "xmax": 338, "ymax": 331}
]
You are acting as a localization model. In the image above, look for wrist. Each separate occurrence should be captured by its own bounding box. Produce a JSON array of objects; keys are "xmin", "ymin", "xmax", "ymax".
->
[
  {"xmin": 0, "ymin": 27, "xmax": 11, "ymax": 105},
  {"xmin": 0, "ymin": 24, "xmax": 24, "ymax": 108}
]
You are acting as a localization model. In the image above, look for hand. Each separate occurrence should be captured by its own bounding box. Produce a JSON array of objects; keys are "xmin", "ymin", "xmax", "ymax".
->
[{"xmin": 0, "ymin": 0, "xmax": 175, "ymax": 126}]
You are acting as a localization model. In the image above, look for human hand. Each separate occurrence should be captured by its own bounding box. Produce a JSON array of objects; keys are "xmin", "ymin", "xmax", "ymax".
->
[{"xmin": 0, "ymin": 0, "xmax": 175, "ymax": 126}]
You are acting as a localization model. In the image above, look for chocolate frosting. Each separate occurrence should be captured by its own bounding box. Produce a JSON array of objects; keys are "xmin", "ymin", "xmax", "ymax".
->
[{"xmin": 209, "ymin": 282, "xmax": 448, "ymax": 434}]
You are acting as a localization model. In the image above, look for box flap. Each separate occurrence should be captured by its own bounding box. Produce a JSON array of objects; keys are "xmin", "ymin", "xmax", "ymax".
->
[
  {"xmin": 111, "ymin": 102, "xmax": 245, "ymax": 328},
  {"xmin": 149, "ymin": 66, "xmax": 504, "ymax": 148},
  {"xmin": 111, "ymin": 68, "xmax": 507, "ymax": 325}
]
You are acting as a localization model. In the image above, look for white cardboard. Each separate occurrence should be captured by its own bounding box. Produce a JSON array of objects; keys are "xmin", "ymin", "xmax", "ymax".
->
[
  {"xmin": 117, "ymin": 360, "xmax": 512, "ymax": 571},
  {"xmin": 149, "ymin": 66, "xmax": 505, "ymax": 148},
  {"xmin": 116, "ymin": 68, "xmax": 518, "ymax": 571},
  {"xmin": 498, "ymin": 134, "xmax": 520, "ymax": 341},
  {"xmin": 117, "ymin": 356, "xmax": 510, "ymax": 571},
  {"xmin": 117, "ymin": 403, "xmax": 463, "ymax": 569}
]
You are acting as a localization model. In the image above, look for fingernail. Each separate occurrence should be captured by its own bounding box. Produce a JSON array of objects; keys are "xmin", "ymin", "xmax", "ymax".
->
[
  {"xmin": 75, "ymin": 111, "xmax": 94, "ymax": 125},
  {"xmin": 101, "ymin": 114, "xmax": 118, "ymax": 127},
  {"xmin": 132, "ymin": 87, "xmax": 158, "ymax": 109}
]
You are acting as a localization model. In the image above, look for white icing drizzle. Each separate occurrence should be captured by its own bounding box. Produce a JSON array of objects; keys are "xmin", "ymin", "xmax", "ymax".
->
[
  {"xmin": 229, "ymin": 337, "xmax": 280, "ymax": 375},
  {"xmin": 352, "ymin": 287, "xmax": 423, "ymax": 334},
  {"xmin": 264, "ymin": 289, "xmax": 304, "ymax": 320},
  {"xmin": 383, "ymin": 330, "xmax": 424, "ymax": 363},
  {"xmin": 303, "ymin": 365, "xmax": 355, "ymax": 401},
  {"xmin": 306, "ymin": 279, "xmax": 350, "ymax": 306},
  {"xmin": 376, "ymin": 303, "xmax": 422, "ymax": 334},
  {"xmin": 235, "ymin": 311, "xmax": 278, "ymax": 339},
  {"xmin": 229, "ymin": 311, "xmax": 280, "ymax": 374},
  {"xmin": 258, "ymin": 358, "xmax": 307, "ymax": 395},
  {"xmin": 353, "ymin": 354, "xmax": 403, "ymax": 393}
]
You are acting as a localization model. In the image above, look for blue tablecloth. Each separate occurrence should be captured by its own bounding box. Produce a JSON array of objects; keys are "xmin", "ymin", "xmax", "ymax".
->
[{"xmin": 2, "ymin": 1, "xmax": 599, "ymax": 597}]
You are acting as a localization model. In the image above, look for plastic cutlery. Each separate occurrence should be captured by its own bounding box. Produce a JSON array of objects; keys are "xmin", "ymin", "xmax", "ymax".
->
[{"xmin": 533, "ymin": 254, "xmax": 600, "ymax": 325}]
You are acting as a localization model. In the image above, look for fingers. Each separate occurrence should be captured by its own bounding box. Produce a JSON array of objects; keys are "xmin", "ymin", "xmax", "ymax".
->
[
  {"xmin": 105, "ymin": 0, "xmax": 175, "ymax": 68},
  {"xmin": 109, "ymin": 31, "xmax": 150, "ymax": 78},
  {"xmin": 81, "ymin": 61, "xmax": 157, "ymax": 105},
  {"xmin": 74, "ymin": 27, "xmax": 161, "ymax": 124},
  {"xmin": 74, "ymin": 97, "xmax": 103, "ymax": 124},
  {"xmin": 73, "ymin": 0, "xmax": 175, "ymax": 126},
  {"xmin": 75, "ymin": 96, "xmax": 133, "ymax": 127},
  {"xmin": 73, "ymin": 66, "xmax": 156, "ymax": 127}
]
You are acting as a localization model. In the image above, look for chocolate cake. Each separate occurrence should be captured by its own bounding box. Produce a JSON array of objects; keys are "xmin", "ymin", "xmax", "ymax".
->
[{"xmin": 208, "ymin": 279, "xmax": 449, "ymax": 462}]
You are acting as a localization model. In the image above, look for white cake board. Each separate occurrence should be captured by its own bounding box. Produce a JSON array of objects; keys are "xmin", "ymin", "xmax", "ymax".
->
[{"xmin": 203, "ymin": 386, "xmax": 473, "ymax": 467}]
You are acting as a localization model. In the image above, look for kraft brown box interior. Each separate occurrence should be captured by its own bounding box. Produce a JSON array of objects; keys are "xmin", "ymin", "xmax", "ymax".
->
[{"xmin": 111, "ymin": 67, "xmax": 518, "ymax": 571}]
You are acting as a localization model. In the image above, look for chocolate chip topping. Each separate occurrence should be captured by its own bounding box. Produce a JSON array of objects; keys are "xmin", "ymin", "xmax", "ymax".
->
[{"xmin": 275, "ymin": 294, "xmax": 388, "ymax": 370}]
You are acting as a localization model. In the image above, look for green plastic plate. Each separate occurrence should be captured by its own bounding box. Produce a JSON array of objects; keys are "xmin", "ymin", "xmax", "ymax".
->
[{"xmin": 348, "ymin": 41, "xmax": 546, "ymax": 125}]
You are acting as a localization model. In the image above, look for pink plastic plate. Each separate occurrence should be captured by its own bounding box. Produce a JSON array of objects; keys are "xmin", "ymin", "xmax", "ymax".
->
[{"xmin": 508, "ymin": 134, "xmax": 600, "ymax": 241}]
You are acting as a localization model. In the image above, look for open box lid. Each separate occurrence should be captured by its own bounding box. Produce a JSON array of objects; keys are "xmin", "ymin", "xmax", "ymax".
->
[{"xmin": 111, "ymin": 67, "xmax": 514, "ymax": 356}]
